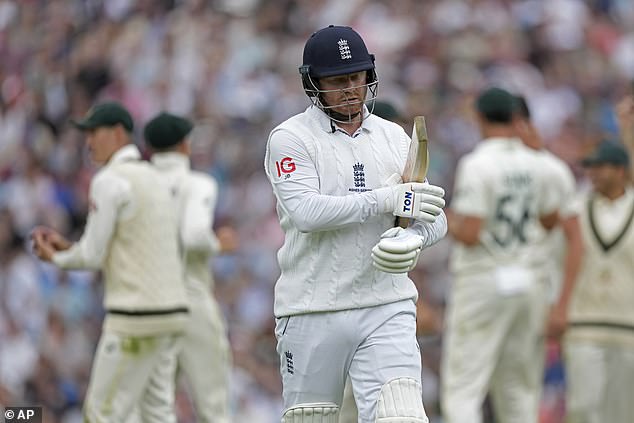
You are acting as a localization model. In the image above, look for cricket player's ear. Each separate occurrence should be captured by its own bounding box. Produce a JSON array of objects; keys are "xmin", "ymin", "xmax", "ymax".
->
[
  {"xmin": 113, "ymin": 124, "xmax": 132, "ymax": 146},
  {"xmin": 178, "ymin": 139, "xmax": 191, "ymax": 155}
]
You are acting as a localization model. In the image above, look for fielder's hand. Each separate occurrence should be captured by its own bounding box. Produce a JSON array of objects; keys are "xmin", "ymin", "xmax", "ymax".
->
[
  {"xmin": 31, "ymin": 226, "xmax": 72, "ymax": 262},
  {"xmin": 372, "ymin": 227, "xmax": 424, "ymax": 273},
  {"xmin": 379, "ymin": 182, "xmax": 445, "ymax": 223}
]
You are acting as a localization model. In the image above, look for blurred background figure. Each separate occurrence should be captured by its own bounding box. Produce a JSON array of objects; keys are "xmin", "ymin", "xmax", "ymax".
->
[
  {"xmin": 564, "ymin": 140, "xmax": 634, "ymax": 423},
  {"xmin": 0, "ymin": 1, "xmax": 632, "ymax": 422},
  {"xmin": 442, "ymin": 87, "xmax": 560, "ymax": 423},
  {"xmin": 145, "ymin": 112, "xmax": 237, "ymax": 423}
]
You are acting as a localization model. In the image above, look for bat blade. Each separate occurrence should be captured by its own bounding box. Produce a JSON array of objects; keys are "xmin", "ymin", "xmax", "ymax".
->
[{"xmin": 397, "ymin": 116, "xmax": 429, "ymax": 228}]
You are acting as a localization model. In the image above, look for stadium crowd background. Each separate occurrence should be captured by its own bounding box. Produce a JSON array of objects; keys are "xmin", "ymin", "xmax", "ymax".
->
[{"xmin": 0, "ymin": 0, "xmax": 632, "ymax": 422}]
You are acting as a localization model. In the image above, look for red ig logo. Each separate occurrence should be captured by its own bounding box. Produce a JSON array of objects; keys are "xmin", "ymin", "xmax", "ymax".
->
[{"xmin": 275, "ymin": 157, "xmax": 296, "ymax": 177}]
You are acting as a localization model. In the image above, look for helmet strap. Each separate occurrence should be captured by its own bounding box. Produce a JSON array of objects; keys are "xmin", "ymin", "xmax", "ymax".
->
[{"xmin": 321, "ymin": 103, "xmax": 363, "ymax": 124}]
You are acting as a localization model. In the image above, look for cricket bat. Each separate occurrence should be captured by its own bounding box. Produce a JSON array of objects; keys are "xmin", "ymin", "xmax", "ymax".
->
[{"xmin": 396, "ymin": 116, "xmax": 429, "ymax": 228}]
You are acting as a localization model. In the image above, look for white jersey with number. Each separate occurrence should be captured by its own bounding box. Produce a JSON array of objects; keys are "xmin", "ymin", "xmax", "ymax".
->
[
  {"xmin": 264, "ymin": 105, "xmax": 447, "ymax": 317},
  {"xmin": 449, "ymin": 137, "xmax": 558, "ymax": 276}
]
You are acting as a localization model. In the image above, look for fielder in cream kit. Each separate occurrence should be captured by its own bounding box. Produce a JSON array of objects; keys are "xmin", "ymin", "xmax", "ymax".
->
[
  {"xmin": 443, "ymin": 88, "xmax": 559, "ymax": 423},
  {"xmin": 264, "ymin": 26, "xmax": 447, "ymax": 423},
  {"xmin": 31, "ymin": 103, "xmax": 188, "ymax": 423},
  {"xmin": 564, "ymin": 141, "xmax": 634, "ymax": 423},
  {"xmin": 144, "ymin": 113, "xmax": 233, "ymax": 423}
]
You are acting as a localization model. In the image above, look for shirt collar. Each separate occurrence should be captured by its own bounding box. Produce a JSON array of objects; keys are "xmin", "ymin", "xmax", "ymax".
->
[
  {"xmin": 475, "ymin": 136, "xmax": 522, "ymax": 152},
  {"xmin": 595, "ymin": 186, "xmax": 634, "ymax": 206},
  {"xmin": 306, "ymin": 104, "xmax": 375, "ymax": 135},
  {"xmin": 108, "ymin": 144, "xmax": 141, "ymax": 164},
  {"xmin": 151, "ymin": 152, "xmax": 190, "ymax": 171}
]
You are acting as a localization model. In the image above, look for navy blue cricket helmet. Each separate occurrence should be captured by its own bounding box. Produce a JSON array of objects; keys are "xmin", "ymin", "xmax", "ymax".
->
[{"xmin": 299, "ymin": 25, "xmax": 379, "ymax": 121}]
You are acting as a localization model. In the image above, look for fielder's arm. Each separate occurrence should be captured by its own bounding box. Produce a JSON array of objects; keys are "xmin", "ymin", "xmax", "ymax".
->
[{"xmin": 547, "ymin": 213, "xmax": 584, "ymax": 338}]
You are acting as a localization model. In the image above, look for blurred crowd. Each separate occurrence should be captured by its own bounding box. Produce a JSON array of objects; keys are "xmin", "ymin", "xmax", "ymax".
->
[{"xmin": 0, "ymin": 0, "xmax": 632, "ymax": 422}]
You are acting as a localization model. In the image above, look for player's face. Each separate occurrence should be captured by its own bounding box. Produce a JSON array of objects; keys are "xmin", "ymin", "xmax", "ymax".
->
[
  {"xmin": 319, "ymin": 71, "xmax": 368, "ymax": 117},
  {"xmin": 586, "ymin": 164, "xmax": 625, "ymax": 195},
  {"xmin": 85, "ymin": 127, "xmax": 118, "ymax": 164}
]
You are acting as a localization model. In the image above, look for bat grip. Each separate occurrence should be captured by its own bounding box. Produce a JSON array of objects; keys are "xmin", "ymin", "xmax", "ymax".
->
[{"xmin": 395, "ymin": 216, "xmax": 409, "ymax": 229}]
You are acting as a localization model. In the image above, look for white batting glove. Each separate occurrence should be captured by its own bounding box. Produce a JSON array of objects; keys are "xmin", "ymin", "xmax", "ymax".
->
[
  {"xmin": 381, "ymin": 182, "xmax": 445, "ymax": 223},
  {"xmin": 372, "ymin": 227, "xmax": 424, "ymax": 273}
]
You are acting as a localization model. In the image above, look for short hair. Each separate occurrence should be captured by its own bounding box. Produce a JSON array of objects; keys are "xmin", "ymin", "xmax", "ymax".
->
[{"xmin": 514, "ymin": 95, "xmax": 531, "ymax": 119}]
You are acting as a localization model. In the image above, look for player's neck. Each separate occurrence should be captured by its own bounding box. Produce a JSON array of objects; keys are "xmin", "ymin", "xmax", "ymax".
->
[
  {"xmin": 336, "ymin": 120, "xmax": 362, "ymax": 136},
  {"xmin": 600, "ymin": 185, "xmax": 626, "ymax": 201},
  {"xmin": 482, "ymin": 127, "xmax": 515, "ymax": 139}
]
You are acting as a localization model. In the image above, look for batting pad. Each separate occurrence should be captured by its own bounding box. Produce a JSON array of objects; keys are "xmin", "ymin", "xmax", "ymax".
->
[
  {"xmin": 281, "ymin": 402, "xmax": 339, "ymax": 423},
  {"xmin": 376, "ymin": 378, "xmax": 428, "ymax": 422}
]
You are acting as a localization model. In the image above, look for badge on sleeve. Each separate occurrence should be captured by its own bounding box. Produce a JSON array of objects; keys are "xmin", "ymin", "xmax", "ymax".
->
[{"xmin": 275, "ymin": 157, "xmax": 296, "ymax": 179}]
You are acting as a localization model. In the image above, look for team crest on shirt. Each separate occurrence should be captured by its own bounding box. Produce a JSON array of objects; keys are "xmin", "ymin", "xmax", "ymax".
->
[{"xmin": 349, "ymin": 162, "xmax": 371, "ymax": 193}]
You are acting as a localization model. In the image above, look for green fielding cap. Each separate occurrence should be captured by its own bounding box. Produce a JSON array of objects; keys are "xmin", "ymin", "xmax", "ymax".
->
[
  {"xmin": 372, "ymin": 101, "xmax": 400, "ymax": 121},
  {"xmin": 143, "ymin": 112, "xmax": 193, "ymax": 150},
  {"xmin": 475, "ymin": 87, "xmax": 517, "ymax": 123},
  {"xmin": 581, "ymin": 140, "xmax": 630, "ymax": 167},
  {"xmin": 71, "ymin": 102, "xmax": 134, "ymax": 132}
]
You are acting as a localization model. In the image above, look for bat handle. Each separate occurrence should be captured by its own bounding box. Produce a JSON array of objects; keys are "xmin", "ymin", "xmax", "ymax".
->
[{"xmin": 395, "ymin": 216, "xmax": 409, "ymax": 229}]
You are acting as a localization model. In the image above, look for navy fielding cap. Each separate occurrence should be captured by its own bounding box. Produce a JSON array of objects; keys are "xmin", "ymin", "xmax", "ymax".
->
[
  {"xmin": 144, "ymin": 112, "xmax": 193, "ymax": 150},
  {"xmin": 475, "ymin": 87, "xmax": 517, "ymax": 123},
  {"xmin": 581, "ymin": 140, "xmax": 630, "ymax": 167},
  {"xmin": 71, "ymin": 102, "xmax": 134, "ymax": 132}
]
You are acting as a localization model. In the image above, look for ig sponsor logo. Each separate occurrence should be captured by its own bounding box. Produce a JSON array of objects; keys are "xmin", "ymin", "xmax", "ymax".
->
[{"xmin": 275, "ymin": 157, "xmax": 296, "ymax": 179}]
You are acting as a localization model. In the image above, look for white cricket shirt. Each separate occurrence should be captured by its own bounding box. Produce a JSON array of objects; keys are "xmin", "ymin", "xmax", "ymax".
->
[
  {"xmin": 151, "ymin": 152, "xmax": 221, "ymax": 297},
  {"xmin": 53, "ymin": 144, "xmax": 188, "ymax": 335},
  {"xmin": 450, "ymin": 137, "xmax": 559, "ymax": 276},
  {"xmin": 265, "ymin": 105, "xmax": 447, "ymax": 317},
  {"xmin": 530, "ymin": 149, "xmax": 578, "ymax": 300},
  {"xmin": 567, "ymin": 187, "xmax": 634, "ymax": 347},
  {"xmin": 53, "ymin": 145, "xmax": 142, "ymax": 269}
]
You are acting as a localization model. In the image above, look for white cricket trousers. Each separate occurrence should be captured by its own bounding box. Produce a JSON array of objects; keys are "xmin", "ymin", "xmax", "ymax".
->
[
  {"xmin": 178, "ymin": 295, "xmax": 231, "ymax": 423},
  {"xmin": 441, "ymin": 271, "xmax": 548, "ymax": 423},
  {"xmin": 275, "ymin": 299, "xmax": 429, "ymax": 423},
  {"xmin": 564, "ymin": 341, "xmax": 634, "ymax": 423},
  {"xmin": 83, "ymin": 331, "xmax": 182, "ymax": 423}
]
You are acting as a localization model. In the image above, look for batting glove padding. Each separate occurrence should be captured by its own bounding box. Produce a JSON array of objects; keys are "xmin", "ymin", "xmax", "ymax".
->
[
  {"xmin": 372, "ymin": 227, "xmax": 424, "ymax": 273},
  {"xmin": 386, "ymin": 182, "xmax": 445, "ymax": 223}
]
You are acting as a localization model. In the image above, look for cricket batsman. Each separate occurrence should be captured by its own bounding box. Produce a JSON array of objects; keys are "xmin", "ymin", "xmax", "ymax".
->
[{"xmin": 264, "ymin": 25, "xmax": 447, "ymax": 423}]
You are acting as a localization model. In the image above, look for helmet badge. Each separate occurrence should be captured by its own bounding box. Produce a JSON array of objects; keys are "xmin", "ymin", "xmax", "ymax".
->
[{"xmin": 338, "ymin": 39, "xmax": 352, "ymax": 60}]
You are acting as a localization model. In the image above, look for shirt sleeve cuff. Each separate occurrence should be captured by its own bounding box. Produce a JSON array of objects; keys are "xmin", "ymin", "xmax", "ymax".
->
[
  {"xmin": 52, "ymin": 248, "xmax": 77, "ymax": 269},
  {"xmin": 373, "ymin": 186, "xmax": 394, "ymax": 214}
]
